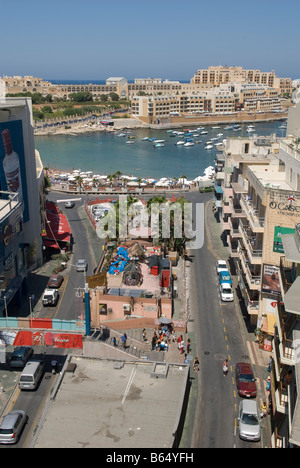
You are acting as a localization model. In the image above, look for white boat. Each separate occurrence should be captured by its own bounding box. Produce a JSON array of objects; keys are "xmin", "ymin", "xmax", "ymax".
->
[
  {"xmin": 126, "ymin": 140, "xmax": 134, "ymax": 144},
  {"xmin": 246, "ymin": 128, "xmax": 255, "ymax": 133},
  {"xmin": 154, "ymin": 143, "xmax": 164, "ymax": 147},
  {"xmin": 184, "ymin": 142, "xmax": 194, "ymax": 147},
  {"xmin": 214, "ymin": 142, "xmax": 223, "ymax": 146},
  {"xmin": 212, "ymin": 126, "xmax": 221, "ymax": 129},
  {"xmin": 205, "ymin": 145, "xmax": 213, "ymax": 150},
  {"xmin": 224, "ymin": 126, "xmax": 232, "ymax": 130},
  {"xmin": 217, "ymin": 133, "xmax": 223, "ymax": 137},
  {"xmin": 201, "ymin": 131, "xmax": 208, "ymax": 134},
  {"xmin": 176, "ymin": 131, "xmax": 185, "ymax": 135},
  {"xmin": 155, "ymin": 140, "xmax": 165, "ymax": 143},
  {"xmin": 117, "ymin": 133, "xmax": 126, "ymax": 137},
  {"xmin": 176, "ymin": 141, "xmax": 185, "ymax": 145},
  {"xmin": 197, "ymin": 127, "xmax": 205, "ymax": 130},
  {"xmin": 142, "ymin": 137, "xmax": 149, "ymax": 141}
]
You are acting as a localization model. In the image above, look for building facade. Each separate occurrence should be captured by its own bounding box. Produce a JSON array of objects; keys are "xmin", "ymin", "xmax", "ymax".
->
[
  {"xmin": 191, "ymin": 66, "xmax": 293, "ymax": 95},
  {"xmin": 0, "ymin": 97, "xmax": 44, "ymax": 315}
]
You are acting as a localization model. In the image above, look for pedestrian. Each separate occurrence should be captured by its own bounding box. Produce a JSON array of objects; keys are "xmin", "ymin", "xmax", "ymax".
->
[
  {"xmin": 121, "ymin": 334, "xmax": 127, "ymax": 349},
  {"xmin": 112, "ymin": 336, "xmax": 117, "ymax": 347},
  {"xmin": 223, "ymin": 359, "xmax": 228, "ymax": 376},
  {"xmin": 186, "ymin": 338, "xmax": 191, "ymax": 354},
  {"xmin": 142, "ymin": 328, "xmax": 147, "ymax": 342},
  {"xmin": 193, "ymin": 356, "xmax": 199, "ymax": 373},
  {"xmin": 267, "ymin": 355, "xmax": 273, "ymax": 372},
  {"xmin": 172, "ymin": 330, "xmax": 176, "ymax": 343},
  {"xmin": 266, "ymin": 376, "xmax": 271, "ymax": 393},
  {"xmin": 184, "ymin": 353, "xmax": 189, "ymax": 364},
  {"xmin": 260, "ymin": 401, "xmax": 268, "ymax": 417},
  {"xmin": 179, "ymin": 340, "xmax": 185, "ymax": 354},
  {"xmin": 177, "ymin": 335, "xmax": 183, "ymax": 350}
]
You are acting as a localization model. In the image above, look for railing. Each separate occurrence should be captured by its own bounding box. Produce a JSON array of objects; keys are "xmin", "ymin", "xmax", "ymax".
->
[
  {"xmin": 280, "ymin": 141, "xmax": 300, "ymax": 162},
  {"xmin": 240, "ymin": 194, "xmax": 265, "ymax": 230}
]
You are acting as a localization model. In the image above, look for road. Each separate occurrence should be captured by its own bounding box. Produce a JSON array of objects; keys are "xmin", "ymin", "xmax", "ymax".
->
[
  {"xmin": 3, "ymin": 190, "xmax": 263, "ymax": 448},
  {"xmin": 39, "ymin": 192, "xmax": 104, "ymax": 321},
  {"xmin": 1, "ymin": 348, "xmax": 67, "ymax": 449}
]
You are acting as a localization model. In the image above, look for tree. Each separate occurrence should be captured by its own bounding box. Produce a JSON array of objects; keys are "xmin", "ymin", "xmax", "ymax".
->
[{"xmin": 109, "ymin": 92, "xmax": 119, "ymax": 102}]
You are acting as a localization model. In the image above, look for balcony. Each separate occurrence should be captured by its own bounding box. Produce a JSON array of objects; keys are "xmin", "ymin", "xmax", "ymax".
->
[
  {"xmin": 240, "ymin": 194, "xmax": 265, "ymax": 233},
  {"xmin": 228, "ymin": 198, "xmax": 244, "ymax": 218},
  {"xmin": 228, "ymin": 216, "xmax": 240, "ymax": 238},
  {"xmin": 238, "ymin": 223, "xmax": 263, "ymax": 265},
  {"xmin": 238, "ymin": 243, "xmax": 261, "ymax": 289}
]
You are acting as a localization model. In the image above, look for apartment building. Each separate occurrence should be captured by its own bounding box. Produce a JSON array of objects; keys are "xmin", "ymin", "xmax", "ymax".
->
[
  {"xmin": 218, "ymin": 103, "xmax": 300, "ymax": 345},
  {"xmin": 269, "ymin": 223, "xmax": 300, "ymax": 447},
  {"xmin": 191, "ymin": 66, "xmax": 293, "ymax": 95},
  {"xmin": 0, "ymin": 97, "xmax": 44, "ymax": 315}
]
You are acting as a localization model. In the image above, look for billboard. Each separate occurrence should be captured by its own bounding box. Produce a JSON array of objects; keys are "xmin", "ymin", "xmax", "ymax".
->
[
  {"xmin": 0, "ymin": 120, "xmax": 29, "ymax": 222},
  {"xmin": 273, "ymin": 226, "xmax": 295, "ymax": 253},
  {"xmin": 262, "ymin": 264, "xmax": 281, "ymax": 295}
]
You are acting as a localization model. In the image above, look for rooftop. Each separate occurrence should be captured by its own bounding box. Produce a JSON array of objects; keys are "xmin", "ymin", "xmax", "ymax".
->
[{"xmin": 34, "ymin": 356, "xmax": 189, "ymax": 448}]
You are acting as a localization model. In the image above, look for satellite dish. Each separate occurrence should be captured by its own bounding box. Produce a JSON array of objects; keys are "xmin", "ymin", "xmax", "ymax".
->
[{"xmin": 252, "ymin": 147, "xmax": 258, "ymax": 156}]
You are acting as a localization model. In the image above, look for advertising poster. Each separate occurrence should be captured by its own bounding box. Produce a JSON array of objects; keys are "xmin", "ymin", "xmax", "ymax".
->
[
  {"xmin": 262, "ymin": 264, "xmax": 281, "ymax": 295},
  {"xmin": 0, "ymin": 120, "xmax": 29, "ymax": 222}
]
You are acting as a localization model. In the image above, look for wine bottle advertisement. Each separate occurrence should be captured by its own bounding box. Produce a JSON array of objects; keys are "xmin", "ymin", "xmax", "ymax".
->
[{"xmin": 0, "ymin": 120, "xmax": 29, "ymax": 222}]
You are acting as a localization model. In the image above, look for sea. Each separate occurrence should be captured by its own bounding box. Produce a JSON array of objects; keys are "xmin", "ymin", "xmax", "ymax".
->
[{"xmin": 35, "ymin": 120, "xmax": 287, "ymax": 180}]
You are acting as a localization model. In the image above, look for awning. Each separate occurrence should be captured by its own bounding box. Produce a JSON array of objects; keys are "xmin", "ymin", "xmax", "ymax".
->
[
  {"xmin": 215, "ymin": 185, "xmax": 224, "ymax": 194},
  {"xmin": 289, "ymin": 327, "xmax": 300, "ymax": 445},
  {"xmin": 43, "ymin": 205, "xmax": 72, "ymax": 244},
  {"xmin": 282, "ymin": 234, "xmax": 300, "ymax": 264},
  {"xmin": 284, "ymin": 276, "xmax": 300, "ymax": 315},
  {"xmin": 42, "ymin": 239, "xmax": 60, "ymax": 250}
]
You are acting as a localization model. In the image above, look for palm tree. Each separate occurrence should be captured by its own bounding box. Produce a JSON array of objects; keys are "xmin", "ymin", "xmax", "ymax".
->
[{"xmin": 75, "ymin": 175, "xmax": 83, "ymax": 193}]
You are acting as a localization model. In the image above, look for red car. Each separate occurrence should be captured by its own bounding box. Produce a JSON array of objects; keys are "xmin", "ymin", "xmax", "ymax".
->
[
  {"xmin": 47, "ymin": 274, "xmax": 64, "ymax": 289},
  {"xmin": 235, "ymin": 362, "xmax": 257, "ymax": 398}
]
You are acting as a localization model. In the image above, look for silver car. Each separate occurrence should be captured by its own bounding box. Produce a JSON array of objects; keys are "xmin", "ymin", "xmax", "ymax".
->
[
  {"xmin": 238, "ymin": 400, "xmax": 261, "ymax": 442},
  {"xmin": 76, "ymin": 259, "xmax": 87, "ymax": 272},
  {"xmin": 0, "ymin": 410, "xmax": 27, "ymax": 444}
]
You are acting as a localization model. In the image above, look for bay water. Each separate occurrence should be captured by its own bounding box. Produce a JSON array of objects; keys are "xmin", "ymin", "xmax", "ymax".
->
[{"xmin": 35, "ymin": 120, "xmax": 286, "ymax": 180}]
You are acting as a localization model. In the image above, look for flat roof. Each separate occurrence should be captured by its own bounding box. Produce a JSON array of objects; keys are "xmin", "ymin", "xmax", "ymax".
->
[{"xmin": 34, "ymin": 356, "xmax": 189, "ymax": 448}]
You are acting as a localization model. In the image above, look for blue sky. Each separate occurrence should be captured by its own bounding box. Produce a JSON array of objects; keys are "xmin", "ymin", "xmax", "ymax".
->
[{"xmin": 1, "ymin": 0, "xmax": 299, "ymax": 81}]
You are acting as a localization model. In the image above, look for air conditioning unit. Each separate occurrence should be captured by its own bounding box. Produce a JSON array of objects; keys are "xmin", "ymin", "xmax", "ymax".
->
[{"xmin": 123, "ymin": 304, "xmax": 131, "ymax": 312}]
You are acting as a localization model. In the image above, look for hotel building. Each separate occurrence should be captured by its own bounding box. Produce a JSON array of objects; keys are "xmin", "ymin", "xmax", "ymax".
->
[{"xmin": 191, "ymin": 66, "xmax": 293, "ymax": 95}]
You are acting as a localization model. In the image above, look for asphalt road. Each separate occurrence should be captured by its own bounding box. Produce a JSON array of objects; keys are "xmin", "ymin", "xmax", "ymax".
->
[
  {"xmin": 185, "ymin": 193, "xmax": 261, "ymax": 448},
  {"xmin": 21, "ymin": 189, "xmax": 262, "ymax": 448},
  {"xmin": 1, "ymin": 348, "xmax": 67, "ymax": 449},
  {"xmin": 39, "ymin": 192, "xmax": 104, "ymax": 321}
]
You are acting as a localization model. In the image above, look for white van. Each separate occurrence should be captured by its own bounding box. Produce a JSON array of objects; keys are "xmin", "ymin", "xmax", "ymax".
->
[{"xmin": 18, "ymin": 361, "xmax": 45, "ymax": 390}]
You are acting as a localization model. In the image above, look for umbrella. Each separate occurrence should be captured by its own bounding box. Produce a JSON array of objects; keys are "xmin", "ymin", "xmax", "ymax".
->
[{"xmin": 158, "ymin": 317, "xmax": 172, "ymax": 324}]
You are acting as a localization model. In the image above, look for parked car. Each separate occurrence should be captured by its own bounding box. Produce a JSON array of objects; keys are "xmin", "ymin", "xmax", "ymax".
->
[
  {"xmin": 19, "ymin": 360, "xmax": 45, "ymax": 390},
  {"xmin": 9, "ymin": 347, "xmax": 34, "ymax": 368},
  {"xmin": 216, "ymin": 260, "xmax": 228, "ymax": 275},
  {"xmin": 42, "ymin": 289, "xmax": 59, "ymax": 306},
  {"xmin": 0, "ymin": 410, "xmax": 28, "ymax": 444},
  {"xmin": 199, "ymin": 186, "xmax": 214, "ymax": 193},
  {"xmin": 235, "ymin": 362, "xmax": 257, "ymax": 398},
  {"xmin": 76, "ymin": 259, "xmax": 87, "ymax": 272},
  {"xmin": 238, "ymin": 400, "xmax": 261, "ymax": 442},
  {"xmin": 47, "ymin": 273, "xmax": 64, "ymax": 289},
  {"xmin": 219, "ymin": 283, "xmax": 234, "ymax": 302},
  {"xmin": 65, "ymin": 201, "xmax": 75, "ymax": 208},
  {"xmin": 219, "ymin": 270, "xmax": 232, "ymax": 285}
]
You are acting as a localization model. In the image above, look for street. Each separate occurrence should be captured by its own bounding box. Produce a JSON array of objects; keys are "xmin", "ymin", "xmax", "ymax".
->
[{"xmin": 1, "ymin": 190, "xmax": 264, "ymax": 448}]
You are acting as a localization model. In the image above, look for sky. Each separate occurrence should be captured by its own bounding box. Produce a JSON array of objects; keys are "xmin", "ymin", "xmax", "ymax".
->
[{"xmin": 1, "ymin": 0, "xmax": 299, "ymax": 81}]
